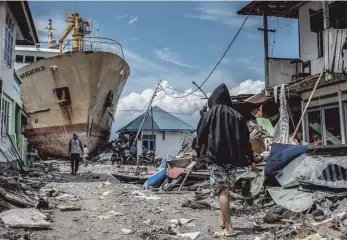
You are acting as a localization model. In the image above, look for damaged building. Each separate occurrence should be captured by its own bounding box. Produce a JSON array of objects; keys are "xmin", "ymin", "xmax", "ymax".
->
[
  {"xmin": 238, "ymin": 1, "xmax": 347, "ymax": 146},
  {"xmin": 0, "ymin": 1, "xmax": 38, "ymax": 163}
]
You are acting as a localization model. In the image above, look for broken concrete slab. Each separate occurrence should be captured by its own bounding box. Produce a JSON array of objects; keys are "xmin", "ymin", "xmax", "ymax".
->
[
  {"xmin": 0, "ymin": 208, "xmax": 51, "ymax": 229},
  {"xmin": 0, "ymin": 188, "xmax": 35, "ymax": 207}
]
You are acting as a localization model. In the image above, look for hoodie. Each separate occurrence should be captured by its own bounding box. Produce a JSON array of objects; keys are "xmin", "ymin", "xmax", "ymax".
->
[{"xmin": 196, "ymin": 83, "xmax": 254, "ymax": 167}]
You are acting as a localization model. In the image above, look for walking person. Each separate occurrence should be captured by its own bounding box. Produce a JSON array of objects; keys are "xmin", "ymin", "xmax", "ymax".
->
[
  {"xmin": 68, "ymin": 133, "xmax": 83, "ymax": 175},
  {"xmin": 83, "ymin": 144, "xmax": 89, "ymax": 167},
  {"xmin": 196, "ymin": 83, "xmax": 256, "ymax": 237}
]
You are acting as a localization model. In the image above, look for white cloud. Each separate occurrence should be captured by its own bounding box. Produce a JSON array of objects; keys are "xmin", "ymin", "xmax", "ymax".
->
[
  {"xmin": 186, "ymin": 8, "xmax": 259, "ymax": 28},
  {"xmin": 130, "ymin": 37, "xmax": 139, "ymax": 41},
  {"xmin": 155, "ymin": 48, "xmax": 197, "ymax": 69},
  {"xmin": 229, "ymin": 79, "xmax": 264, "ymax": 95},
  {"xmin": 128, "ymin": 16, "xmax": 138, "ymax": 25},
  {"xmin": 111, "ymin": 79, "xmax": 264, "ymax": 139}
]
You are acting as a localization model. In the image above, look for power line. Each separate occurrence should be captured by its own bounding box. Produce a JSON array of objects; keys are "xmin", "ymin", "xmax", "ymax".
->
[
  {"xmin": 162, "ymin": 86, "xmax": 205, "ymax": 98},
  {"xmin": 161, "ymin": 2, "xmax": 256, "ymax": 99},
  {"xmin": 29, "ymin": 108, "xmax": 201, "ymax": 116}
]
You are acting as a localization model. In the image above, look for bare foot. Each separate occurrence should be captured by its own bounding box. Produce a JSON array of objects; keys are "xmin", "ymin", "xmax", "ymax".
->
[{"xmin": 214, "ymin": 228, "xmax": 233, "ymax": 237}]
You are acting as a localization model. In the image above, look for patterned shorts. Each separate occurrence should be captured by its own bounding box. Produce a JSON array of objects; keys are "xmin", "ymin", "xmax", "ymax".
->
[{"xmin": 209, "ymin": 164, "xmax": 237, "ymax": 197}]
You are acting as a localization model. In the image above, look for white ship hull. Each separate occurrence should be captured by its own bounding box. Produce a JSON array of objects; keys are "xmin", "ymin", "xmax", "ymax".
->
[{"xmin": 16, "ymin": 51, "xmax": 130, "ymax": 157}]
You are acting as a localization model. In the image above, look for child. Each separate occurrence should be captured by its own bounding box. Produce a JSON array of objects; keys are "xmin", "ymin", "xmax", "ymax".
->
[{"xmin": 83, "ymin": 144, "xmax": 89, "ymax": 167}]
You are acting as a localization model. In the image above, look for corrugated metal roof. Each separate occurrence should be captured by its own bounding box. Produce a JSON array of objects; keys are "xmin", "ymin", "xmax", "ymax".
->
[
  {"xmin": 117, "ymin": 106, "xmax": 195, "ymax": 133},
  {"xmin": 245, "ymin": 92, "xmax": 271, "ymax": 104}
]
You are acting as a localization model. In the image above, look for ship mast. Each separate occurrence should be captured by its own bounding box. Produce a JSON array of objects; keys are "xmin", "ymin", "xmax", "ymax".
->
[
  {"xmin": 44, "ymin": 19, "xmax": 57, "ymax": 49},
  {"xmin": 58, "ymin": 7, "xmax": 92, "ymax": 54}
]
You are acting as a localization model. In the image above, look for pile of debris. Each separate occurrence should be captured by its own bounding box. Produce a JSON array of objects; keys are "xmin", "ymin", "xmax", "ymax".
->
[
  {"xmin": 0, "ymin": 160, "xmax": 88, "ymax": 238},
  {"xmin": 126, "ymin": 86, "xmax": 347, "ymax": 239}
]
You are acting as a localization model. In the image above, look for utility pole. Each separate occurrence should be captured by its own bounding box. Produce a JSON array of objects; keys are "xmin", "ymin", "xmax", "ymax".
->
[
  {"xmin": 132, "ymin": 80, "xmax": 162, "ymax": 147},
  {"xmin": 258, "ymin": 11, "xmax": 276, "ymax": 92},
  {"xmin": 151, "ymin": 106, "xmax": 155, "ymax": 153}
]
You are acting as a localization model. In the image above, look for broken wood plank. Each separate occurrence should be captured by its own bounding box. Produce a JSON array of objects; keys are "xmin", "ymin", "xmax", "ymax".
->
[
  {"xmin": 178, "ymin": 161, "xmax": 197, "ymax": 191},
  {"xmin": 334, "ymin": 30, "xmax": 342, "ymax": 73},
  {"xmin": 341, "ymin": 30, "xmax": 347, "ymax": 72},
  {"xmin": 27, "ymin": 108, "xmax": 50, "ymax": 114},
  {"xmin": 324, "ymin": 29, "xmax": 330, "ymax": 71},
  {"xmin": 317, "ymin": 226, "xmax": 342, "ymax": 239},
  {"xmin": 329, "ymin": 29, "xmax": 338, "ymax": 71}
]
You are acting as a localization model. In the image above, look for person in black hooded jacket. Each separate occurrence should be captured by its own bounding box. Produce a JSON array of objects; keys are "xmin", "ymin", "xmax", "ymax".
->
[{"xmin": 196, "ymin": 83, "xmax": 255, "ymax": 237}]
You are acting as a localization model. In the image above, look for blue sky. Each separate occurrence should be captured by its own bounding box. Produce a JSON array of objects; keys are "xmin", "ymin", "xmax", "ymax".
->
[{"xmin": 29, "ymin": 1, "xmax": 299, "ymax": 138}]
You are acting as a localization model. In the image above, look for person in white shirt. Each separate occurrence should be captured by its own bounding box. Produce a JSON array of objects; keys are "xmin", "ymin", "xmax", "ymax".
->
[{"xmin": 83, "ymin": 144, "xmax": 89, "ymax": 167}]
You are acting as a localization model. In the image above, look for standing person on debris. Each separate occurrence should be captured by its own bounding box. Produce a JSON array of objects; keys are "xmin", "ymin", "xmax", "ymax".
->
[
  {"xmin": 68, "ymin": 133, "xmax": 83, "ymax": 175},
  {"xmin": 83, "ymin": 144, "xmax": 89, "ymax": 167},
  {"xmin": 196, "ymin": 83, "xmax": 256, "ymax": 237}
]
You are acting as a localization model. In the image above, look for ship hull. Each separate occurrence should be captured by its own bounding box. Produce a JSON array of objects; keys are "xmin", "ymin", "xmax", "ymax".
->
[{"xmin": 17, "ymin": 51, "xmax": 130, "ymax": 158}]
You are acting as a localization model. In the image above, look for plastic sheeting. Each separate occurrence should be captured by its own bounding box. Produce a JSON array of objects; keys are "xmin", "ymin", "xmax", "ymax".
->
[
  {"xmin": 264, "ymin": 143, "xmax": 308, "ymax": 176},
  {"xmin": 273, "ymin": 84, "xmax": 290, "ymax": 144}
]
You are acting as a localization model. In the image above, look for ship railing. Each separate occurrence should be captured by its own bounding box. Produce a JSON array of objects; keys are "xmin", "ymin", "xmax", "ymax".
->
[
  {"xmin": 16, "ymin": 42, "xmax": 60, "ymax": 50},
  {"xmin": 61, "ymin": 37, "xmax": 125, "ymax": 59}
]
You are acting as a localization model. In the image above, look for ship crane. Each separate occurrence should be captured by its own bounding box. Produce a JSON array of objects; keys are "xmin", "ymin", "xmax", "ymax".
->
[{"xmin": 58, "ymin": 7, "xmax": 93, "ymax": 54}]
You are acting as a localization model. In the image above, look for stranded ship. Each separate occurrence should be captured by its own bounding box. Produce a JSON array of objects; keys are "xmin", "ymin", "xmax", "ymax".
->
[{"xmin": 15, "ymin": 9, "xmax": 130, "ymax": 157}]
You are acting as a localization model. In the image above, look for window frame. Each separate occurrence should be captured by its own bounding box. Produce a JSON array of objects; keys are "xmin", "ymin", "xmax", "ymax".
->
[
  {"xmin": 305, "ymin": 104, "xmax": 342, "ymax": 145},
  {"xmin": 1, "ymin": 98, "xmax": 10, "ymax": 136},
  {"xmin": 4, "ymin": 12, "xmax": 14, "ymax": 69},
  {"xmin": 142, "ymin": 134, "xmax": 156, "ymax": 151}
]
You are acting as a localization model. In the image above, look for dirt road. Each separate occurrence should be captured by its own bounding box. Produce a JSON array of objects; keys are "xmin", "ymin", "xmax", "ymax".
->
[{"xmin": 3, "ymin": 162, "xmax": 265, "ymax": 240}]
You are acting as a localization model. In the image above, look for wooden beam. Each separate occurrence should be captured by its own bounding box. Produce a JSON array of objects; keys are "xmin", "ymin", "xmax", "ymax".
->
[{"xmin": 27, "ymin": 108, "xmax": 50, "ymax": 114}]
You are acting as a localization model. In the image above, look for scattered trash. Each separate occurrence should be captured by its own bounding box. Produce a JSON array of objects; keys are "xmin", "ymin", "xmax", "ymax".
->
[
  {"xmin": 131, "ymin": 191, "xmax": 161, "ymax": 200},
  {"xmin": 121, "ymin": 228, "xmax": 133, "ymax": 235},
  {"xmin": 56, "ymin": 204, "xmax": 81, "ymax": 211},
  {"xmin": 177, "ymin": 232, "xmax": 200, "ymax": 240},
  {"xmin": 97, "ymin": 210, "xmax": 124, "ymax": 219},
  {"xmin": 170, "ymin": 218, "xmax": 194, "ymax": 226}
]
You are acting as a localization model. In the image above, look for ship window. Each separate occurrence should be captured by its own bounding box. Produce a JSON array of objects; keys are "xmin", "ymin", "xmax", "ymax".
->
[
  {"xmin": 15, "ymin": 55, "xmax": 23, "ymax": 63},
  {"xmin": 25, "ymin": 56, "xmax": 35, "ymax": 63},
  {"xmin": 1, "ymin": 99, "xmax": 10, "ymax": 136},
  {"xmin": 53, "ymin": 87, "xmax": 71, "ymax": 106},
  {"xmin": 4, "ymin": 13, "xmax": 14, "ymax": 69},
  {"xmin": 36, "ymin": 57, "xmax": 45, "ymax": 61}
]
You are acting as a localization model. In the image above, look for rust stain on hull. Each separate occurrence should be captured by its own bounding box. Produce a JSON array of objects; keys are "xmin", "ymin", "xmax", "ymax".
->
[{"xmin": 17, "ymin": 51, "xmax": 130, "ymax": 158}]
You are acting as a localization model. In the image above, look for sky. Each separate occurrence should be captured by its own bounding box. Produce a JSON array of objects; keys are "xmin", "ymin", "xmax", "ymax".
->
[{"xmin": 28, "ymin": 1, "xmax": 299, "ymax": 140}]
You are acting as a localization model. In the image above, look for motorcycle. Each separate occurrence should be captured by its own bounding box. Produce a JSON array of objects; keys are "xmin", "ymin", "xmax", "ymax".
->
[{"xmin": 138, "ymin": 149, "xmax": 162, "ymax": 167}]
